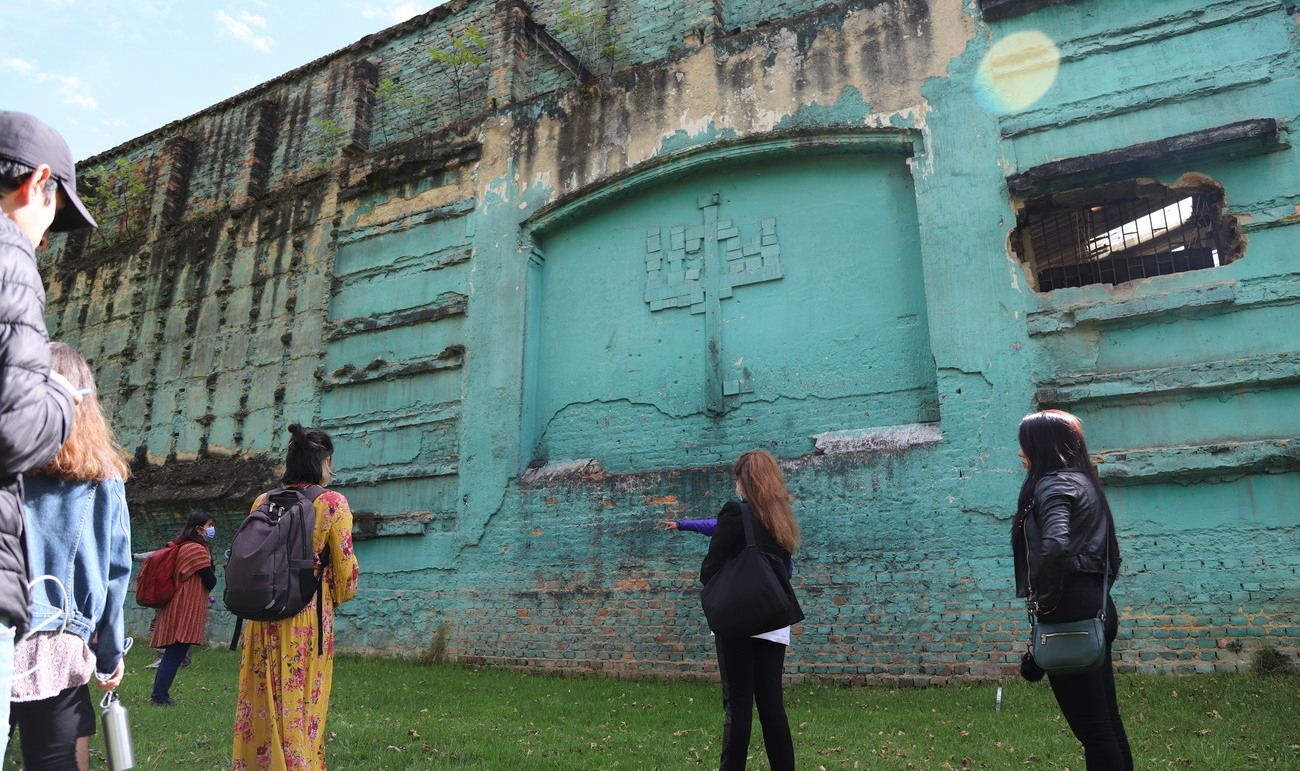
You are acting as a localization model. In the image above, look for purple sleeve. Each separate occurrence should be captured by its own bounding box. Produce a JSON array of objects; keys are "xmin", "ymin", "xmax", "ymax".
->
[{"xmin": 676, "ymin": 518, "xmax": 717, "ymax": 536}]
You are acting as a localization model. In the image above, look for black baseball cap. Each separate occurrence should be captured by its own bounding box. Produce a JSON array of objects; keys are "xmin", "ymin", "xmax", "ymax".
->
[{"xmin": 0, "ymin": 111, "xmax": 97, "ymax": 231}]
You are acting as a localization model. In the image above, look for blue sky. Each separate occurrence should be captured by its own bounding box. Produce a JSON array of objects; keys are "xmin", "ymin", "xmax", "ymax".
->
[{"xmin": 3, "ymin": 0, "xmax": 445, "ymax": 162}]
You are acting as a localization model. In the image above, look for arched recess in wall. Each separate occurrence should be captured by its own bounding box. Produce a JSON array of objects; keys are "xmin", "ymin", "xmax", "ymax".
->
[{"xmin": 522, "ymin": 132, "xmax": 939, "ymax": 473}]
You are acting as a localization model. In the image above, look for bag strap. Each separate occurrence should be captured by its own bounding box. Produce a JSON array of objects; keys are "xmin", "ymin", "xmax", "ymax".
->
[
  {"xmin": 314, "ymin": 542, "xmax": 331, "ymax": 657},
  {"xmin": 1022, "ymin": 504, "xmax": 1038, "ymax": 627},
  {"xmin": 738, "ymin": 502, "xmax": 759, "ymax": 548},
  {"xmin": 303, "ymin": 485, "xmax": 328, "ymax": 656},
  {"xmin": 316, "ymin": 577, "xmax": 326, "ymax": 656},
  {"xmin": 264, "ymin": 484, "xmax": 326, "ymax": 505},
  {"xmin": 1098, "ymin": 534, "xmax": 1111, "ymax": 621}
]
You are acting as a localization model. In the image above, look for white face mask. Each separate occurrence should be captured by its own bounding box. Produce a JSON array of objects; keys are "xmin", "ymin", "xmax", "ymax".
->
[{"xmin": 204, "ymin": 525, "xmax": 216, "ymax": 540}]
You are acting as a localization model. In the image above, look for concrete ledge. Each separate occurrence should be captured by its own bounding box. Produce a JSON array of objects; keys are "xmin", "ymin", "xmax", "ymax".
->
[
  {"xmin": 812, "ymin": 423, "xmax": 942, "ymax": 455},
  {"xmin": 327, "ymin": 293, "xmax": 467, "ymax": 342},
  {"xmin": 352, "ymin": 509, "xmax": 442, "ymax": 540},
  {"xmin": 521, "ymin": 458, "xmax": 605, "ymax": 484},
  {"xmin": 1027, "ymin": 282, "xmax": 1238, "ymax": 336},
  {"xmin": 336, "ymin": 460, "xmax": 459, "ymax": 486},
  {"xmin": 1036, "ymin": 352, "xmax": 1300, "ymax": 405},
  {"xmin": 979, "ymin": 0, "xmax": 1071, "ymax": 22},
  {"xmin": 324, "ymin": 345, "xmax": 465, "ymax": 389},
  {"xmin": 1027, "ymin": 275, "xmax": 1300, "ymax": 337},
  {"xmin": 335, "ymin": 197, "xmax": 477, "ymax": 247},
  {"xmin": 341, "ymin": 136, "xmax": 480, "ymax": 196},
  {"xmin": 1097, "ymin": 438, "xmax": 1300, "ymax": 485}
]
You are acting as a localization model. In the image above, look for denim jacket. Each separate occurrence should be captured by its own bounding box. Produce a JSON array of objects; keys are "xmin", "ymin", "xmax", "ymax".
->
[{"xmin": 22, "ymin": 474, "xmax": 132, "ymax": 676}]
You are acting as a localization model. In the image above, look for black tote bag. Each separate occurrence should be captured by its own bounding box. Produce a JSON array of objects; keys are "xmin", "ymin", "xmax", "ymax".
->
[{"xmin": 700, "ymin": 504, "xmax": 805, "ymax": 637}]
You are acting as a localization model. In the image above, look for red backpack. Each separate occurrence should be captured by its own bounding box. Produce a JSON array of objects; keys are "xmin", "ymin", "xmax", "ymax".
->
[{"xmin": 135, "ymin": 542, "xmax": 181, "ymax": 608}]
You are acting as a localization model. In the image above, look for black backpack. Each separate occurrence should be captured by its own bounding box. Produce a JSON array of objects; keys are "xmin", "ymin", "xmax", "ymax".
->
[{"xmin": 225, "ymin": 486, "xmax": 327, "ymax": 649}]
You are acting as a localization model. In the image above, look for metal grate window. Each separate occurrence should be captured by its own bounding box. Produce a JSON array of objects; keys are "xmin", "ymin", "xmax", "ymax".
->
[{"xmin": 1015, "ymin": 187, "xmax": 1236, "ymax": 292}]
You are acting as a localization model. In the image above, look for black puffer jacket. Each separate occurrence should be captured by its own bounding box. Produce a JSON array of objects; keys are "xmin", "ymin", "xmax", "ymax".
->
[
  {"xmin": 1012, "ymin": 468, "xmax": 1121, "ymax": 613},
  {"xmin": 0, "ymin": 216, "xmax": 75, "ymax": 635}
]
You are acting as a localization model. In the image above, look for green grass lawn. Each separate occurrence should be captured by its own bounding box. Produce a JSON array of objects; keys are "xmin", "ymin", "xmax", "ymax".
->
[{"xmin": 8, "ymin": 646, "xmax": 1297, "ymax": 769}]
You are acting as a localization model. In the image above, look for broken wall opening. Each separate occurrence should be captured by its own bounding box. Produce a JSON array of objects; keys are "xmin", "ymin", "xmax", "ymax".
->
[{"xmin": 1012, "ymin": 178, "xmax": 1243, "ymax": 292}]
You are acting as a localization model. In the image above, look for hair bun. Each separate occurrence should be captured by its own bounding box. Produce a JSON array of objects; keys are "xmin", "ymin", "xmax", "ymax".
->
[{"xmin": 288, "ymin": 423, "xmax": 304, "ymax": 439}]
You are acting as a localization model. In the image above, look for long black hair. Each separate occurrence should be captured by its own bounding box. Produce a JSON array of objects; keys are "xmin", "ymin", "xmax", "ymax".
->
[
  {"xmin": 281, "ymin": 423, "xmax": 333, "ymax": 485},
  {"xmin": 174, "ymin": 510, "xmax": 213, "ymax": 547},
  {"xmin": 1016, "ymin": 409, "xmax": 1120, "ymax": 572}
]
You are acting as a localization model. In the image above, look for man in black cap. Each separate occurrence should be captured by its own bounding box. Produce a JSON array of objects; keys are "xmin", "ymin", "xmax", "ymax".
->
[{"xmin": 0, "ymin": 110, "xmax": 95, "ymax": 757}]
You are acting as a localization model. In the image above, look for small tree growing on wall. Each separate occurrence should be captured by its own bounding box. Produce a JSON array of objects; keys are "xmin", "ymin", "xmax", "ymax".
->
[
  {"xmin": 428, "ymin": 26, "xmax": 489, "ymax": 122},
  {"xmin": 371, "ymin": 77, "xmax": 430, "ymax": 146},
  {"xmin": 81, "ymin": 158, "xmax": 149, "ymax": 241},
  {"xmin": 553, "ymin": 0, "xmax": 626, "ymax": 81},
  {"xmin": 306, "ymin": 119, "xmax": 349, "ymax": 172}
]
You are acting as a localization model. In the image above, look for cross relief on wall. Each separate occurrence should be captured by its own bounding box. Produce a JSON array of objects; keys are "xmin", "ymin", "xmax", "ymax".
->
[{"xmin": 643, "ymin": 192, "xmax": 785, "ymax": 415}]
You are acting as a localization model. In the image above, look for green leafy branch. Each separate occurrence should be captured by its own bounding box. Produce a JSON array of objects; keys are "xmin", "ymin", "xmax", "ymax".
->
[
  {"xmin": 81, "ymin": 158, "xmax": 149, "ymax": 240},
  {"xmin": 306, "ymin": 119, "xmax": 349, "ymax": 172},
  {"xmin": 554, "ymin": 1, "xmax": 627, "ymax": 80},
  {"xmin": 371, "ymin": 77, "xmax": 431, "ymax": 146},
  {"xmin": 428, "ymin": 26, "xmax": 489, "ymax": 121}
]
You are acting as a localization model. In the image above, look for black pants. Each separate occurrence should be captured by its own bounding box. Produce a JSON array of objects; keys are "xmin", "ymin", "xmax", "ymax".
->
[
  {"xmin": 151, "ymin": 642, "xmax": 192, "ymax": 704},
  {"xmin": 1043, "ymin": 573, "xmax": 1133, "ymax": 771},
  {"xmin": 714, "ymin": 635, "xmax": 794, "ymax": 771},
  {"xmin": 10, "ymin": 683, "xmax": 95, "ymax": 770}
]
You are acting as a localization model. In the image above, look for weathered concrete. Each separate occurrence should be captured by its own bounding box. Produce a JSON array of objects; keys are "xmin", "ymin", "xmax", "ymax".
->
[{"xmin": 43, "ymin": 0, "xmax": 1299, "ymax": 680}]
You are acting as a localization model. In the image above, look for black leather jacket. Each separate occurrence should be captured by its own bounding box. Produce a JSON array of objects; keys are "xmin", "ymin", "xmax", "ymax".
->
[
  {"xmin": 0, "ymin": 217, "xmax": 75, "ymax": 635},
  {"xmin": 1012, "ymin": 469, "xmax": 1120, "ymax": 613}
]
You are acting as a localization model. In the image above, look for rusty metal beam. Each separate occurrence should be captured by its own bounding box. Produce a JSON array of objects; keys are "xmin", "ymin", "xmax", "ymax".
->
[
  {"xmin": 1007, "ymin": 119, "xmax": 1282, "ymax": 196},
  {"xmin": 520, "ymin": 12, "xmax": 595, "ymax": 84}
]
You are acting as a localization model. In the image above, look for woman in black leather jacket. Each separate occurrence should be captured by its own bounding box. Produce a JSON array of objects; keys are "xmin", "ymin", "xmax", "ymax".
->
[{"xmin": 1012, "ymin": 410, "xmax": 1132, "ymax": 770}]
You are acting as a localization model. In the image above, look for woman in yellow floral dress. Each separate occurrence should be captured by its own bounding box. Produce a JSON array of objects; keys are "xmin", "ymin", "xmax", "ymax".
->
[{"xmin": 233, "ymin": 424, "xmax": 359, "ymax": 770}]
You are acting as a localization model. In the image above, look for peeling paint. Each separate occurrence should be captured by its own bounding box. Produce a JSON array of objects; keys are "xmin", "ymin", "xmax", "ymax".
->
[{"xmin": 39, "ymin": 0, "xmax": 1300, "ymax": 677}]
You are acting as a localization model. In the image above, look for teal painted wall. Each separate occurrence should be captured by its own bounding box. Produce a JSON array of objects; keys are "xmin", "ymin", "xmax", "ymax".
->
[
  {"xmin": 43, "ymin": 0, "xmax": 1299, "ymax": 679},
  {"xmin": 530, "ymin": 151, "xmax": 937, "ymax": 471}
]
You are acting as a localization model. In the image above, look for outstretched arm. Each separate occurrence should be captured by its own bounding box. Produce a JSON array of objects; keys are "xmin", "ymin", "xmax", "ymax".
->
[{"xmin": 675, "ymin": 518, "xmax": 717, "ymax": 536}]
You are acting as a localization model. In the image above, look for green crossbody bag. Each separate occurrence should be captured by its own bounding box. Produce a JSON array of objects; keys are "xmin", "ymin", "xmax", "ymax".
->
[{"xmin": 1027, "ymin": 526, "xmax": 1111, "ymax": 675}]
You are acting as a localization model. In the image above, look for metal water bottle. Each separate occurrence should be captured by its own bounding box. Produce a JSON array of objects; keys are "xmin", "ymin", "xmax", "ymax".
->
[{"xmin": 100, "ymin": 691, "xmax": 135, "ymax": 770}]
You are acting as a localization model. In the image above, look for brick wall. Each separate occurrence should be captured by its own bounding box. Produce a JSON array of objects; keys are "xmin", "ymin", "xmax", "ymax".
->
[{"xmin": 42, "ymin": 0, "xmax": 1299, "ymax": 680}]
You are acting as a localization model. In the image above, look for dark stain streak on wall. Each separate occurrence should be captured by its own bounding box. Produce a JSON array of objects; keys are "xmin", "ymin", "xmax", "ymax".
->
[{"xmin": 41, "ymin": 0, "xmax": 1299, "ymax": 679}]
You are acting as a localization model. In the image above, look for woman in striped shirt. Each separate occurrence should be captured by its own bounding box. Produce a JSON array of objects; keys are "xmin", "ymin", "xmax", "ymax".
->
[{"xmin": 148, "ymin": 511, "xmax": 216, "ymax": 705}]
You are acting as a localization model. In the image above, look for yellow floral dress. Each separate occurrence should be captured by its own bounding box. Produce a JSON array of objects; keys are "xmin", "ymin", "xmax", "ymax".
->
[{"xmin": 232, "ymin": 486, "xmax": 359, "ymax": 770}]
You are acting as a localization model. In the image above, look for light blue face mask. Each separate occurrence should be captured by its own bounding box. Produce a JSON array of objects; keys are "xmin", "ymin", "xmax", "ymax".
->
[{"xmin": 204, "ymin": 525, "xmax": 216, "ymax": 540}]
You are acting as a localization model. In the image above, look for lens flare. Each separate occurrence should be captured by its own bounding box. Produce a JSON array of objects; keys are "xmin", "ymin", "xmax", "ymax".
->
[{"xmin": 975, "ymin": 31, "xmax": 1061, "ymax": 114}]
